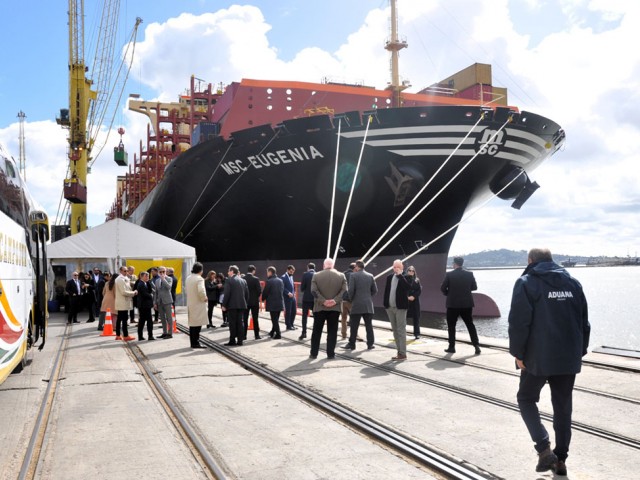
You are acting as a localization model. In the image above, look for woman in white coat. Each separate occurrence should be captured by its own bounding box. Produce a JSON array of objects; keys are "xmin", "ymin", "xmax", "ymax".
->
[{"xmin": 186, "ymin": 262, "xmax": 208, "ymax": 348}]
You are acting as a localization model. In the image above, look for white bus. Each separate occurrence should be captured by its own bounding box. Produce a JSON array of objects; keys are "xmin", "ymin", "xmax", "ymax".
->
[{"xmin": 0, "ymin": 143, "xmax": 49, "ymax": 384}]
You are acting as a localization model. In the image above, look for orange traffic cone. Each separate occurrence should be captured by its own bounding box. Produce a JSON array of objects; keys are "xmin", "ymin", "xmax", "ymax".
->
[
  {"xmin": 101, "ymin": 308, "xmax": 115, "ymax": 336},
  {"xmin": 172, "ymin": 305, "xmax": 178, "ymax": 334},
  {"xmin": 248, "ymin": 315, "xmax": 254, "ymax": 330}
]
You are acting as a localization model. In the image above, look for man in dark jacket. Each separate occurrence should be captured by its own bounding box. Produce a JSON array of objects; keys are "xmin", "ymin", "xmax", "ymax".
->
[
  {"xmin": 222, "ymin": 265, "xmax": 249, "ymax": 346},
  {"xmin": 383, "ymin": 259, "xmax": 411, "ymax": 361},
  {"xmin": 282, "ymin": 265, "xmax": 297, "ymax": 330},
  {"xmin": 136, "ymin": 271, "xmax": 155, "ymax": 341},
  {"xmin": 344, "ymin": 260, "xmax": 377, "ymax": 350},
  {"xmin": 508, "ymin": 248, "xmax": 589, "ymax": 477},
  {"xmin": 262, "ymin": 267, "xmax": 285, "ymax": 339},
  {"xmin": 242, "ymin": 265, "xmax": 263, "ymax": 340},
  {"xmin": 299, "ymin": 262, "xmax": 316, "ymax": 340},
  {"xmin": 440, "ymin": 256, "xmax": 481, "ymax": 354}
]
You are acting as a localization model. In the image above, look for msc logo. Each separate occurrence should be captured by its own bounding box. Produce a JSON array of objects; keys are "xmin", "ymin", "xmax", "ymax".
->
[{"xmin": 477, "ymin": 129, "xmax": 504, "ymax": 156}]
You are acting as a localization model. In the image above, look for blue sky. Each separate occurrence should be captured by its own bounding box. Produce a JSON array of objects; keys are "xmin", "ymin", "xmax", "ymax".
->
[{"xmin": 1, "ymin": 1, "xmax": 639, "ymax": 257}]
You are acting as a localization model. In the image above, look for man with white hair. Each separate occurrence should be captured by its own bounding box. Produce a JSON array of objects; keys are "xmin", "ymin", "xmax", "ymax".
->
[
  {"xmin": 383, "ymin": 259, "xmax": 411, "ymax": 361},
  {"xmin": 309, "ymin": 258, "xmax": 347, "ymax": 360}
]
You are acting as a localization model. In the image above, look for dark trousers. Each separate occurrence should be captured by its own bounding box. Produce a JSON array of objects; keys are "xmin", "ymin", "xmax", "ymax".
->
[
  {"xmin": 349, "ymin": 313, "xmax": 374, "ymax": 347},
  {"xmin": 301, "ymin": 301, "xmax": 314, "ymax": 335},
  {"xmin": 269, "ymin": 311, "xmax": 281, "ymax": 335},
  {"xmin": 284, "ymin": 296, "xmax": 297, "ymax": 328},
  {"xmin": 67, "ymin": 296, "xmax": 80, "ymax": 323},
  {"xmin": 85, "ymin": 297, "xmax": 96, "ymax": 321},
  {"xmin": 129, "ymin": 308, "xmax": 135, "ymax": 322},
  {"xmin": 116, "ymin": 310, "xmax": 129, "ymax": 337},
  {"xmin": 446, "ymin": 307, "xmax": 479, "ymax": 346},
  {"xmin": 310, "ymin": 310, "xmax": 340, "ymax": 358},
  {"xmin": 243, "ymin": 305, "xmax": 260, "ymax": 339},
  {"xmin": 207, "ymin": 300, "xmax": 217, "ymax": 325},
  {"xmin": 408, "ymin": 301, "xmax": 420, "ymax": 337},
  {"xmin": 517, "ymin": 371, "xmax": 576, "ymax": 461},
  {"xmin": 137, "ymin": 307, "xmax": 154, "ymax": 339},
  {"xmin": 227, "ymin": 309, "xmax": 244, "ymax": 344},
  {"xmin": 189, "ymin": 326, "xmax": 202, "ymax": 347}
]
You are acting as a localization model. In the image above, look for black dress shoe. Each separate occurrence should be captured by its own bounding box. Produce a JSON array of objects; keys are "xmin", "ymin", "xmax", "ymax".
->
[
  {"xmin": 474, "ymin": 346, "xmax": 482, "ymax": 355},
  {"xmin": 298, "ymin": 333, "xmax": 306, "ymax": 340},
  {"xmin": 367, "ymin": 345, "xmax": 375, "ymax": 350},
  {"xmin": 164, "ymin": 335, "xmax": 173, "ymax": 339},
  {"xmin": 327, "ymin": 355, "xmax": 336, "ymax": 359},
  {"xmin": 273, "ymin": 334, "xmax": 281, "ymax": 339},
  {"xmin": 138, "ymin": 337, "xmax": 145, "ymax": 341},
  {"xmin": 148, "ymin": 337, "xmax": 156, "ymax": 341},
  {"xmin": 87, "ymin": 319, "xmax": 95, "ymax": 323},
  {"xmin": 309, "ymin": 354, "xmax": 317, "ymax": 359},
  {"xmin": 191, "ymin": 345, "xmax": 206, "ymax": 349},
  {"xmin": 342, "ymin": 343, "xmax": 355, "ymax": 350},
  {"xmin": 73, "ymin": 320, "xmax": 79, "ymax": 323},
  {"xmin": 268, "ymin": 331, "xmax": 274, "ymax": 338},
  {"xmin": 224, "ymin": 342, "xmax": 237, "ymax": 346},
  {"xmin": 255, "ymin": 335, "xmax": 262, "ymax": 340},
  {"xmin": 237, "ymin": 342, "xmax": 243, "ymax": 346},
  {"xmin": 444, "ymin": 347, "xmax": 456, "ymax": 353},
  {"xmin": 206, "ymin": 324, "xmax": 212, "ymax": 329}
]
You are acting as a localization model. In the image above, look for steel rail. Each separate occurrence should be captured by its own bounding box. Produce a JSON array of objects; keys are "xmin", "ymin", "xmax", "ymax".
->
[
  {"xmin": 180, "ymin": 324, "xmax": 494, "ymax": 480},
  {"xmin": 18, "ymin": 324, "xmax": 71, "ymax": 480},
  {"xmin": 123, "ymin": 342, "xmax": 228, "ymax": 480}
]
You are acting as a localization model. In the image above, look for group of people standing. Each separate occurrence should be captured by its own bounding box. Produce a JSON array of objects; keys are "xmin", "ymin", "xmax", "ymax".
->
[{"xmin": 66, "ymin": 265, "xmax": 178, "ymax": 341}]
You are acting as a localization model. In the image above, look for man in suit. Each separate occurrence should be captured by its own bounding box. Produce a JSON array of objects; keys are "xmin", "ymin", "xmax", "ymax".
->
[
  {"xmin": 310, "ymin": 258, "xmax": 347, "ymax": 360},
  {"xmin": 136, "ymin": 271, "xmax": 155, "ymax": 341},
  {"xmin": 154, "ymin": 266, "xmax": 174, "ymax": 339},
  {"xmin": 92, "ymin": 267, "xmax": 103, "ymax": 318},
  {"xmin": 340, "ymin": 263, "xmax": 355, "ymax": 339},
  {"xmin": 127, "ymin": 266, "xmax": 137, "ymax": 324},
  {"xmin": 65, "ymin": 271, "xmax": 82, "ymax": 324},
  {"xmin": 343, "ymin": 260, "xmax": 377, "ymax": 350},
  {"xmin": 168, "ymin": 267, "xmax": 178, "ymax": 306},
  {"xmin": 440, "ymin": 256, "xmax": 481, "ymax": 354},
  {"xmin": 242, "ymin": 265, "xmax": 263, "ymax": 340},
  {"xmin": 262, "ymin": 266, "xmax": 284, "ymax": 339},
  {"xmin": 299, "ymin": 262, "xmax": 316, "ymax": 340},
  {"xmin": 383, "ymin": 259, "xmax": 411, "ymax": 360},
  {"xmin": 282, "ymin": 265, "xmax": 297, "ymax": 330},
  {"xmin": 222, "ymin": 265, "xmax": 249, "ymax": 346}
]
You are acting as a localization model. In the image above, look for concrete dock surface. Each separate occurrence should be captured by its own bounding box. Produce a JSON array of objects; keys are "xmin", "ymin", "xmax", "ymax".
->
[{"xmin": 1, "ymin": 308, "xmax": 638, "ymax": 479}]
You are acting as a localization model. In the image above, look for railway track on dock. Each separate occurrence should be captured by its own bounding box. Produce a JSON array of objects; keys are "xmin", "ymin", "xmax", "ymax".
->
[
  {"xmin": 177, "ymin": 323, "xmax": 494, "ymax": 480},
  {"xmin": 193, "ymin": 317, "xmax": 640, "ymax": 455}
]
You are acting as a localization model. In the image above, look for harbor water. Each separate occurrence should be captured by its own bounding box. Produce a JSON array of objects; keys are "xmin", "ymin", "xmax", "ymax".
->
[{"xmin": 417, "ymin": 265, "xmax": 639, "ymax": 352}]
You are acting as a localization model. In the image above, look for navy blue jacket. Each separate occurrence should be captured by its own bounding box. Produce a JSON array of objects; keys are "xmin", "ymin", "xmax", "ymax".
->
[
  {"xmin": 508, "ymin": 261, "xmax": 590, "ymax": 376},
  {"xmin": 262, "ymin": 275, "xmax": 285, "ymax": 312},
  {"xmin": 300, "ymin": 269, "xmax": 315, "ymax": 304}
]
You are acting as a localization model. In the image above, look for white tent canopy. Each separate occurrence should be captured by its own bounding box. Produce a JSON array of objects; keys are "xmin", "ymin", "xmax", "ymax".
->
[{"xmin": 47, "ymin": 218, "xmax": 197, "ymax": 274}]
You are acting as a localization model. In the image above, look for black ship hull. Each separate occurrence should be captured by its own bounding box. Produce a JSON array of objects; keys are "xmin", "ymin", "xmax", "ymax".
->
[{"xmin": 131, "ymin": 105, "xmax": 564, "ymax": 314}]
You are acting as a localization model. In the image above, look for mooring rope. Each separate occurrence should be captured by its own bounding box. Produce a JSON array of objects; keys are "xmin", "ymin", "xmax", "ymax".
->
[
  {"xmin": 361, "ymin": 112, "xmax": 485, "ymax": 262},
  {"xmin": 373, "ymin": 167, "xmax": 525, "ymax": 280},
  {"xmin": 327, "ymin": 117, "xmax": 342, "ymax": 258},
  {"xmin": 364, "ymin": 115, "xmax": 513, "ymax": 267},
  {"xmin": 181, "ymin": 129, "xmax": 282, "ymax": 241},
  {"xmin": 173, "ymin": 140, "xmax": 234, "ymax": 240},
  {"xmin": 332, "ymin": 115, "xmax": 372, "ymax": 260}
]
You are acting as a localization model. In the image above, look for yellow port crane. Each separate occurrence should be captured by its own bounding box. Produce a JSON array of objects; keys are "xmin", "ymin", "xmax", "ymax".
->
[{"xmin": 57, "ymin": 0, "xmax": 141, "ymax": 234}]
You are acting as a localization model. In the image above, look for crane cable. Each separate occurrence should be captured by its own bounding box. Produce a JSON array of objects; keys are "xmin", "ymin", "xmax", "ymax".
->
[{"xmin": 89, "ymin": 17, "xmax": 143, "ymax": 168}]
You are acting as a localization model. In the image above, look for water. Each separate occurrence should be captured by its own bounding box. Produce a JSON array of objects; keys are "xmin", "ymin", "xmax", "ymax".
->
[{"xmin": 420, "ymin": 265, "xmax": 640, "ymax": 351}]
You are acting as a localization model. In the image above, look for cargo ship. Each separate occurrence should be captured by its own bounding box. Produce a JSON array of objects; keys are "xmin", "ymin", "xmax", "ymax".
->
[{"xmin": 108, "ymin": 2, "xmax": 565, "ymax": 315}]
